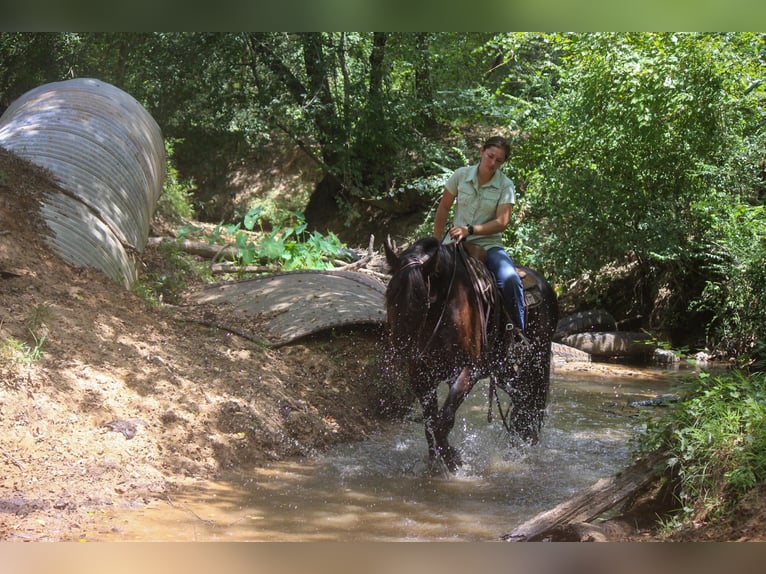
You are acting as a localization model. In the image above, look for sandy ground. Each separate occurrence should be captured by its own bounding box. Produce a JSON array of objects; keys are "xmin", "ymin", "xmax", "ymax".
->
[{"xmin": 0, "ymin": 149, "xmax": 397, "ymax": 541}]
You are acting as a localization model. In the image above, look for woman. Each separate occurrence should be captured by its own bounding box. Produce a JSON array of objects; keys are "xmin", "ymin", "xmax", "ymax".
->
[{"xmin": 434, "ymin": 135, "xmax": 526, "ymax": 332}]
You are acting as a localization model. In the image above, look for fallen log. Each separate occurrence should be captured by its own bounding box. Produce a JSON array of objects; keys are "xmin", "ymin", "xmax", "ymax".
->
[
  {"xmin": 148, "ymin": 236, "xmax": 371, "ymax": 274},
  {"xmin": 560, "ymin": 331, "xmax": 655, "ymax": 359},
  {"xmin": 210, "ymin": 263, "xmax": 280, "ymax": 274},
  {"xmin": 540, "ymin": 518, "xmax": 639, "ymax": 542},
  {"xmin": 502, "ymin": 450, "xmax": 670, "ymax": 542},
  {"xmin": 147, "ymin": 236, "xmax": 238, "ymax": 260}
]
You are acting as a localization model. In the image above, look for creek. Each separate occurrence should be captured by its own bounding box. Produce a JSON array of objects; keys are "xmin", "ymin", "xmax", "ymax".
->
[{"xmin": 105, "ymin": 365, "xmax": 683, "ymax": 541}]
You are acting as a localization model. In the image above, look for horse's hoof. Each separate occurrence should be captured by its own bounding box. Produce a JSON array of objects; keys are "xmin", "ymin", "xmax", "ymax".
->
[{"xmin": 443, "ymin": 447, "xmax": 463, "ymax": 472}]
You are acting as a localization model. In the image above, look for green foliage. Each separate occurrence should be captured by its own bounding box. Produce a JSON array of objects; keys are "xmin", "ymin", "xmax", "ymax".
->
[
  {"xmin": 183, "ymin": 208, "xmax": 349, "ymax": 273},
  {"xmin": 0, "ymin": 33, "xmax": 76, "ymax": 105},
  {"xmin": 1, "ymin": 304, "xmax": 52, "ymax": 365},
  {"xmin": 7, "ymin": 32, "xmax": 766, "ymax": 364},
  {"xmin": 494, "ymin": 32, "xmax": 766, "ymax": 356},
  {"xmin": 155, "ymin": 139, "xmax": 196, "ymax": 222},
  {"xmin": 691, "ymin": 204, "xmax": 766, "ymax": 362},
  {"xmin": 638, "ymin": 371, "xmax": 766, "ymax": 526},
  {"xmin": 513, "ymin": 33, "xmax": 747, "ymax": 277},
  {"xmin": 238, "ymin": 209, "xmax": 346, "ymax": 271},
  {"xmin": 132, "ymin": 241, "xmax": 207, "ymax": 306},
  {"xmin": 1, "ymin": 332, "xmax": 45, "ymax": 365}
]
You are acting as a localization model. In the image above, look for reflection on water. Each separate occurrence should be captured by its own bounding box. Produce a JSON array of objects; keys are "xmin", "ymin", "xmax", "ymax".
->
[{"xmin": 104, "ymin": 368, "xmax": 679, "ymax": 541}]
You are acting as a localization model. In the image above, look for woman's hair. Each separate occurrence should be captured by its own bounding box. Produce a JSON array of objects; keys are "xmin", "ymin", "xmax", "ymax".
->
[{"xmin": 482, "ymin": 136, "xmax": 511, "ymax": 161}]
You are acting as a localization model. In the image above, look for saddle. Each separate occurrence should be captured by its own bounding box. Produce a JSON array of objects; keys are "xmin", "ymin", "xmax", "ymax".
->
[
  {"xmin": 517, "ymin": 267, "xmax": 545, "ymax": 309},
  {"xmin": 455, "ymin": 243, "xmax": 544, "ymax": 360},
  {"xmin": 460, "ymin": 243, "xmax": 545, "ymax": 312}
]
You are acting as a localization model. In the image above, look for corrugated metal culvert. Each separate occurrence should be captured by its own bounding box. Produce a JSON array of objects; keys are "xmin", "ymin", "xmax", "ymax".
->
[{"xmin": 0, "ymin": 78, "xmax": 165, "ymax": 288}]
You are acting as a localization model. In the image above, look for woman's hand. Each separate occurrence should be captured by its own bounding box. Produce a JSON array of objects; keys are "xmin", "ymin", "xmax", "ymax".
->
[{"xmin": 449, "ymin": 225, "xmax": 472, "ymax": 243}]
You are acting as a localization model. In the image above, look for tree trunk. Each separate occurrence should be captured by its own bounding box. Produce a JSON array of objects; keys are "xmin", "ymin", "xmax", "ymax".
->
[
  {"xmin": 414, "ymin": 33, "xmax": 438, "ymax": 136},
  {"xmin": 304, "ymin": 173, "xmax": 343, "ymax": 232},
  {"xmin": 502, "ymin": 451, "xmax": 670, "ymax": 542},
  {"xmin": 351, "ymin": 32, "xmax": 393, "ymax": 194},
  {"xmin": 147, "ymin": 237, "xmax": 237, "ymax": 259}
]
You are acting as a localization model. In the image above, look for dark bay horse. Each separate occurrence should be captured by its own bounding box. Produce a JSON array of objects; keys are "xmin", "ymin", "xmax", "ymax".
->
[{"xmin": 384, "ymin": 236, "xmax": 558, "ymax": 472}]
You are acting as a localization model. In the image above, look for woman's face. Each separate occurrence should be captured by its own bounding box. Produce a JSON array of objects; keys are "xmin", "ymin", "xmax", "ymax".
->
[{"xmin": 480, "ymin": 145, "xmax": 507, "ymax": 173}]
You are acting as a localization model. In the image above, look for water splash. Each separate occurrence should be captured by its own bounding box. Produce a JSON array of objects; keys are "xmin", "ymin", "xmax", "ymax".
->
[{"xmin": 103, "ymin": 368, "xmax": 674, "ymax": 541}]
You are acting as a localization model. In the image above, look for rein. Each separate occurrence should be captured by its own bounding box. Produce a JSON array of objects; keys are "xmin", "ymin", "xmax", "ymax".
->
[
  {"xmin": 392, "ymin": 258, "xmax": 427, "ymax": 275},
  {"xmin": 419, "ymin": 243, "xmax": 459, "ymax": 355},
  {"xmin": 488, "ymin": 376, "xmax": 515, "ymax": 433}
]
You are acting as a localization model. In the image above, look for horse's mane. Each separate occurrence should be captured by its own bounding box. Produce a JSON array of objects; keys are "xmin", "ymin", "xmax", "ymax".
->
[
  {"xmin": 385, "ymin": 237, "xmax": 459, "ymax": 353},
  {"xmin": 385, "ymin": 237, "xmax": 441, "ymax": 315},
  {"xmin": 386, "ymin": 237, "xmax": 474, "ymax": 304}
]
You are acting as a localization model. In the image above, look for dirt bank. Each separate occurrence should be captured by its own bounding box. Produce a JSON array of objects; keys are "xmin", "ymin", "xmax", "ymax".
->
[{"xmin": 1, "ymin": 149, "xmax": 400, "ymax": 541}]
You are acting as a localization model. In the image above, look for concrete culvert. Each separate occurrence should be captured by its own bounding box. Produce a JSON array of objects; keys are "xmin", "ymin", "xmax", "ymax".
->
[
  {"xmin": 554, "ymin": 309, "xmax": 617, "ymax": 341},
  {"xmin": 0, "ymin": 78, "xmax": 165, "ymax": 288}
]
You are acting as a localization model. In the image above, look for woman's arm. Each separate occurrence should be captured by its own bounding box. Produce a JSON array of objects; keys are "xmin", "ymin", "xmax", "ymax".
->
[
  {"xmin": 434, "ymin": 189, "xmax": 455, "ymax": 241},
  {"xmin": 447, "ymin": 202, "xmax": 514, "ymax": 243},
  {"xmin": 469, "ymin": 202, "xmax": 513, "ymax": 236}
]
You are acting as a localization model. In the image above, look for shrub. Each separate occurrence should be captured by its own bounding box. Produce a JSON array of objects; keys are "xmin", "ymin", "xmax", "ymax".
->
[{"xmin": 638, "ymin": 370, "xmax": 766, "ymax": 527}]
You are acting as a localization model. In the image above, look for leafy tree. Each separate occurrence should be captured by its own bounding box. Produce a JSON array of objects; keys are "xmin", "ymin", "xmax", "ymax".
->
[
  {"xmin": 516, "ymin": 34, "xmax": 728, "ymax": 273},
  {"xmin": 238, "ymin": 32, "xmax": 507, "ymax": 228},
  {"xmin": 2, "ymin": 33, "xmax": 507, "ymax": 223},
  {"xmin": 0, "ymin": 33, "xmax": 76, "ymax": 110},
  {"xmin": 508, "ymin": 32, "xmax": 766, "ymax": 352}
]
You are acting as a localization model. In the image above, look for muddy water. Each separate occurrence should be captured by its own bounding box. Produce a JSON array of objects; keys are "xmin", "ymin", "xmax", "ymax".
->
[{"xmin": 106, "ymin": 367, "xmax": 680, "ymax": 541}]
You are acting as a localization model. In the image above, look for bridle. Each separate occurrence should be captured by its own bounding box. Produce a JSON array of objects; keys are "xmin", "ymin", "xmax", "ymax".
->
[
  {"xmin": 391, "ymin": 244, "xmax": 459, "ymax": 357},
  {"xmin": 421, "ymin": 244, "xmax": 459, "ymax": 355}
]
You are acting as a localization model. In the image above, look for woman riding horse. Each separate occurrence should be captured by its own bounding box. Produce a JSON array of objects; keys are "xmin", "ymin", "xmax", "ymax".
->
[
  {"xmin": 384, "ymin": 236, "xmax": 558, "ymax": 472},
  {"xmin": 434, "ymin": 136, "xmax": 526, "ymax": 338}
]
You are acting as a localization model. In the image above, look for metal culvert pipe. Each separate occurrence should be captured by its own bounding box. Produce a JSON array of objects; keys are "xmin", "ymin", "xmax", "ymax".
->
[{"xmin": 0, "ymin": 78, "xmax": 165, "ymax": 288}]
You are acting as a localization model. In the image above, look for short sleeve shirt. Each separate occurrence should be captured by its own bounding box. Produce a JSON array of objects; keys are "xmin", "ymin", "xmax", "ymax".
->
[{"xmin": 444, "ymin": 164, "xmax": 515, "ymax": 250}]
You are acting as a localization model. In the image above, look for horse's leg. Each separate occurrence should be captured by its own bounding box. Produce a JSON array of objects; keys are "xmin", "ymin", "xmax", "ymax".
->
[
  {"xmin": 509, "ymin": 338, "xmax": 552, "ymax": 445},
  {"xmin": 435, "ymin": 366, "xmax": 475, "ymax": 472},
  {"xmin": 414, "ymin": 382, "xmax": 440, "ymax": 465}
]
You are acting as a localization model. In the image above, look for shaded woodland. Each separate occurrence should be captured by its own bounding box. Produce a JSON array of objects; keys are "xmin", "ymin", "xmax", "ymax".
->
[{"xmin": 2, "ymin": 32, "xmax": 766, "ymax": 363}]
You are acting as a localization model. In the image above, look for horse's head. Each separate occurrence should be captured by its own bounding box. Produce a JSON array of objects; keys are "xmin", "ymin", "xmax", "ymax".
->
[
  {"xmin": 383, "ymin": 236, "xmax": 447, "ymax": 344},
  {"xmin": 384, "ymin": 235, "xmax": 441, "ymax": 276}
]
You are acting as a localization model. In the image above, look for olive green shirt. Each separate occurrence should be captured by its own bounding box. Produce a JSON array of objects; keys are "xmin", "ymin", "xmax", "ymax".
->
[{"xmin": 444, "ymin": 164, "xmax": 515, "ymax": 250}]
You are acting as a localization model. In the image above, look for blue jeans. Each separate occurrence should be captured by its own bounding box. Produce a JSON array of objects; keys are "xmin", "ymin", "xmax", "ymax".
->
[{"xmin": 486, "ymin": 247, "xmax": 525, "ymax": 331}]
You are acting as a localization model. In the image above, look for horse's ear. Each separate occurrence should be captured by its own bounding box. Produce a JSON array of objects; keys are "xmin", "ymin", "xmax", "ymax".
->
[{"xmin": 384, "ymin": 235, "xmax": 399, "ymax": 269}]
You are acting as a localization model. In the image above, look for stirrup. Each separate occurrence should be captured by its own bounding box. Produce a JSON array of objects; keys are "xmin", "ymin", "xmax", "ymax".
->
[
  {"xmin": 505, "ymin": 323, "xmax": 531, "ymax": 366},
  {"xmin": 505, "ymin": 323, "xmax": 530, "ymax": 348}
]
